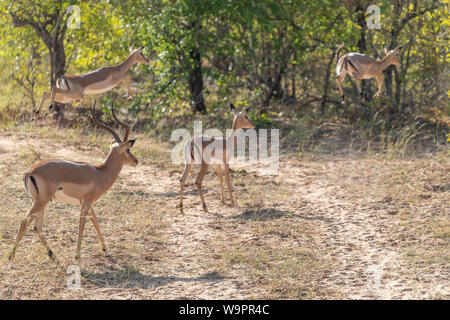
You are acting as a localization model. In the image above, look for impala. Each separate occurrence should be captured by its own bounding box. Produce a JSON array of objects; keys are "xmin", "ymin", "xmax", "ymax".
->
[
  {"xmin": 179, "ymin": 104, "xmax": 255, "ymax": 214},
  {"xmin": 336, "ymin": 44, "xmax": 402, "ymax": 102},
  {"xmin": 34, "ymin": 46, "xmax": 148, "ymax": 119},
  {"xmin": 9, "ymin": 101, "xmax": 138, "ymax": 263}
]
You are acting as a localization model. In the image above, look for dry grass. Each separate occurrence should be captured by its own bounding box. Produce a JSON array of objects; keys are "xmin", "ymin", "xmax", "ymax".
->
[{"xmin": 0, "ymin": 121, "xmax": 448, "ymax": 299}]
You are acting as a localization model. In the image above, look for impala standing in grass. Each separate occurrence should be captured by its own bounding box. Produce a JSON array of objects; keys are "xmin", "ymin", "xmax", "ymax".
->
[
  {"xmin": 34, "ymin": 46, "xmax": 148, "ymax": 119},
  {"xmin": 179, "ymin": 104, "xmax": 255, "ymax": 214},
  {"xmin": 336, "ymin": 44, "xmax": 402, "ymax": 102},
  {"xmin": 9, "ymin": 101, "xmax": 138, "ymax": 263}
]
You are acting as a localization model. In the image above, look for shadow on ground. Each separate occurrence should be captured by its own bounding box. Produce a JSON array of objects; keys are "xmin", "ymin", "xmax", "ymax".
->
[
  {"xmin": 152, "ymin": 188, "xmax": 209, "ymax": 198},
  {"xmin": 230, "ymin": 208, "xmax": 332, "ymax": 222},
  {"xmin": 82, "ymin": 266, "xmax": 222, "ymax": 289}
]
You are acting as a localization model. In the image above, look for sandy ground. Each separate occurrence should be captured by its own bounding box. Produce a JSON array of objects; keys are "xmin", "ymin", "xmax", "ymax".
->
[{"xmin": 0, "ymin": 129, "xmax": 448, "ymax": 299}]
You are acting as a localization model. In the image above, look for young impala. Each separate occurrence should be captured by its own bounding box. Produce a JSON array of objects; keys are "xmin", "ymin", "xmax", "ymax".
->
[
  {"xmin": 34, "ymin": 46, "xmax": 148, "ymax": 119},
  {"xmin": 9, "ymin": 101, "xmax": 138, "ymax": 263},
  {"xmin": 179, "ymin": 104, "xmax": 255, "ymax": 213},
  {"xmin": 336, "ymin": 44, "xmax": 402, "ymax": 102}
]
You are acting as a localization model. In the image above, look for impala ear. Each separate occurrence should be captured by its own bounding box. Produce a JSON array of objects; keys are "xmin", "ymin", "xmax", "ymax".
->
[
  {"xmin": 244, "ymin": 107, "xmax": 250, "ymax": 114},
  {"xmin": 129, "ymin": 45, "xmax": 134, "ymax": 52},
  {"xmin": 123, "ymin": 138, "xmax": 136, "ymax": 148},
  {"xmin": 394, "ymin": 45, "xmax": 402, "ymax": 52},
  {"xmin": 230, "ymin": 103, "xmax": 239, "ymax": 116},
  {"xmin": 138, "ymin": 46, "xmax": 144, "ymax": 51},
  {"xmin": 384, "ymin": 46, "xmax": 388, "ymax": 54}
]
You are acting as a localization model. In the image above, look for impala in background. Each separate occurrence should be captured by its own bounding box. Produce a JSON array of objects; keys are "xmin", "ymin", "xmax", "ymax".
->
[
  {"xmin": 179, "ymin": 104, "xmax": 255, "ymax": 214},
  {"xmin": 336, "ymin": 44, "xmax": 402, "ymax": 102},
  {"xmin": 9, "ymin": 101, "xmax": 138, "ymax": 264},
  {"xmin": 33, "ymin": 46, "xmax": 148, "ymax": 120}
]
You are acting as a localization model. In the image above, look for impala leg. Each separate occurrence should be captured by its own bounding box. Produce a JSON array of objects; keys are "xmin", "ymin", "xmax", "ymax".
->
[
  {"xmin": 355, "ymin": 80, "xmax": 363, "ymax": 99},
  {"xmin": 374, "ymin": 75, "xmax": 384, "ymax": 98},
  {"xmin": 123, "ymin": 75, "xmax": 135, "ymax": 100},
  {"xmin": 75, "ymin": 202, "xmax": 90, "ymax": 261},
  {"xmin": 224, "ymin": 164, "xmax": 235, "ymax": 206},
  {"xmin": 8, "ymin": 203, "xmax": 41, "ymax": 261},
  {"xmin": 34, "ymin": 210, "xmax": 59, "ymax": 264},
  {"xmin": 48, "ymin": 85, "xmax": 58, "ymax": 114},
  {"xmin": 48, "ymin": 87, "xmax": 81, "ymax": 116},
  {"xmin": 196, "ymin": 163, "xmax": 209, "ymax": 212},
  {"xmin": 215, "ymin": 165, "xmax": 225, "ymax": 204},
  {"xmin": 33, "ymin": 92, "xmax": 50, "ymax": 119},
  {"xmin": 336, "ymin": 73, "xmax": 346, "ymax": 103},
  {"xmin": 88, "ymin": 206, "xmax": 108, "ymax": 256},
  {"xmin": 179, "ymin": 162, "xmax": 193, "ymax": 214}
]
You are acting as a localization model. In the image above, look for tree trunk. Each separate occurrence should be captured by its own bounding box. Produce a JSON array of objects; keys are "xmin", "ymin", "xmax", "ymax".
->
[
  {"xmin": 188, "ymin": 49, "xmax": 206, "ymax": 114},
  {"xmin": 10, "ymin": 9, "xmax": 67, "ymax": 87},
  {"xmin": 49, "ymin": 37, "xmax": 66, "ymax": 86},
  {"xmin": 321, "ymin": 50, "xmax": 336, "ymax": 114},
  {"xmin": 355, "ymin": 2, "xmax": 369, "ymax": 100},
  {"xmin": 384, "ymin": 41, "xmax": 398, "ymax": 114},
  {"xmin": 384, "ymin": 3, "xmax": 401, "ymax": 114}
]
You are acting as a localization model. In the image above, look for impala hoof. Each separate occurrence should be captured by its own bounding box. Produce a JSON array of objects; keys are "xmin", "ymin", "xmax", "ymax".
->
[{"xmin": 202, "ymin": 203, "xmax": 208, "ymax": 212}]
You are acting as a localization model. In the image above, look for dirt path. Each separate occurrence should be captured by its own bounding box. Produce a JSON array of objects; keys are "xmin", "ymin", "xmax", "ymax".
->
[
  {"xmin": 0, "ymin": 133, "xmax": 268, "ymax": 299},
  {"xmin": 0, "ymin": 131, "xmax": 448, "ymax": 299},
  {"xmin": 277, "ymin": 158, "xmax": 449, "ymax": 299},
  {"xmin": 121, "ymin": 162, "xmax": 267, "ymax": 299}
]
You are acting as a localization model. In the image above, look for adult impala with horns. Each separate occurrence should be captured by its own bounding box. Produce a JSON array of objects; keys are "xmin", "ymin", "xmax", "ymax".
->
[{"xmin": 9, "ymin": 101, "xmax": 138, "ymax": 263}]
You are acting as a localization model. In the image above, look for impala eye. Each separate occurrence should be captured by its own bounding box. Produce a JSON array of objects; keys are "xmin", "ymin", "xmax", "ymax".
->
[{"xmin": 127, "ymin": 149, "xmax": 130, "ymax": 154}]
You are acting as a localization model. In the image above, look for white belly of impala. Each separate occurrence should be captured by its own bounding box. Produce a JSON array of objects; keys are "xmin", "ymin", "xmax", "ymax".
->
[
  {"xmin": 58, "ymin": 96, "xmax": 74, "ymax": 104},
  {"xmin": 53, "ymin": 190, "xmax": 81, "ymax": 205},
  {"xmin": 83, "ymin": 81, "xmax": 118, "ymax": 95}
]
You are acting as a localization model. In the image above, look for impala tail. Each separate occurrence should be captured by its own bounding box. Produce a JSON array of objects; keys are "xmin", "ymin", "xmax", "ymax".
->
[
  {"xmin": 56, "ymin": 76, "xmax": 70, "ymax": 90},
  {"xmin": 23, "ymin": 171, "xmax": 39, "ymax": 199},
  {"xmin": 184, "ymin": 138, "xmax": 202, "ymax": 165},
  {"xmin": 342, "ymin": 56, "xmax": 358, "ymax": 74}
]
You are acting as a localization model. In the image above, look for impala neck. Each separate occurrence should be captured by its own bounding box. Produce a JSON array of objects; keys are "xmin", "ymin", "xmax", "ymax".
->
[
  {"xmin": 97, "ymin": 151, "xmax": 124, "ymax": 193},
  {"xmin": 377, "ymin": 54, "xmax": 396, "ymax": 71},
  {"xmin": 117, "ymin": 53, "xmax": 138, "ymax": 74},
  {"xmin": 226, "ymin": 119, "xmax": 240, "ymax": 145}
]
